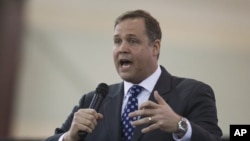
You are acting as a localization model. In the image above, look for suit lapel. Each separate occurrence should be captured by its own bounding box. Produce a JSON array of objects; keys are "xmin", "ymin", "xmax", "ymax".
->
[
  {"xmin": 103, "ymin": 83, "xmax": 124, "ymax": 141},
  {"xmin": 132, "ymin": 66, "xmax": 173, "ymax": 141}
]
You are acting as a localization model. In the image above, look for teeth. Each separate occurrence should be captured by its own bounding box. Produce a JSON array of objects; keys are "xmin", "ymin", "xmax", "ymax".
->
[
  {"xmin": 120, "ymin": 60, "xmax": 131, "ymax": 68},
  {"xmin": 122, "ymin": 63, "xmax": 131, "ymax": 68},
  {"xmin": 123, "ymin": 63, "xmax": 130, "ymax": 66}
]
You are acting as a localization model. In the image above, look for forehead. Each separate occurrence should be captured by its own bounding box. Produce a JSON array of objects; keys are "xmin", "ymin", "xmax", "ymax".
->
[{"xmin": 114, "ymin": 18, "xmax": 146, "ymax": 37}]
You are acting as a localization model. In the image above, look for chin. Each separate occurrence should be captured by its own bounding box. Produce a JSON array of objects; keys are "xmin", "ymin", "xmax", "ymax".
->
[
  {"xmin": 119, "ymin": 73, "xmax": 133, "ymax": 82},
  {"xmin": 120, "ymin": 75, "xmax": 141, "ymax": 84}
]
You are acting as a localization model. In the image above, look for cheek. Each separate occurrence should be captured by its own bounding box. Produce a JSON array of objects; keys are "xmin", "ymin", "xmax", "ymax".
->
[
  {"xmin": 135, "ymin": 55, "xmax": 148, "ymax": 68},
  {"xmin": 137, "ymin": 51, "xmax": 153, "ymax": 66},
  {"xmin": 112, "ymin": 48, "xmax": 117, "ymax": 57},
  {"xmin": 112, "ymin": 49, "xmax": 119, "ymax": 64}
]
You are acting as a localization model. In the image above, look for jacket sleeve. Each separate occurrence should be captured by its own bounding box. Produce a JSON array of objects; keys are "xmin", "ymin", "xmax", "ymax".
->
[
  {"xmin": 43, "ymin": 105, "xmax": 78, "ymax": 141},
  {"xmin": 186, "ymin": 82, "xmax": 223, "ymax": 141},
  {"xmin": 44, "ymin": 93, "xmax": 93, "ymax": 141}
]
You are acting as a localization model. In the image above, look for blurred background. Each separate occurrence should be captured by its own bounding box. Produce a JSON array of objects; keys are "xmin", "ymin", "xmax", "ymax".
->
[{"xmin": 1, "ymin": 0, "xmax": 249, "ymax": 140}]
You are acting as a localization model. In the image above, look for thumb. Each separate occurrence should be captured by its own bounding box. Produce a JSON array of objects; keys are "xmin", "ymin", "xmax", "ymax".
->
[
  {"xmin": 97, "ymin": 113, "xmax": 103, "ymax": 120},
  {"xmin": 154, "ymin": 90, "xmax": 167, "ymax": 105}
]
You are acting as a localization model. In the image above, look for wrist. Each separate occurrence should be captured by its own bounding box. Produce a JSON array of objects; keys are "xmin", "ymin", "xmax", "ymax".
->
[
  {"xmin": 63, "ymin": 132, "xmax": 78, "ymax": 141},
  {"xmin": 174, "ymin": 117, "xmax": 188, "ymax": 139}
]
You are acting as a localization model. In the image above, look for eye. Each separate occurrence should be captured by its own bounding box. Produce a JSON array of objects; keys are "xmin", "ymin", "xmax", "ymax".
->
[
  {"xmin": 114, "ymin": 38, "xmax": 122, "ymax": 45},
  {"xmin": 129, "ymin": 38, "xmax": 138, "ymax": 45}
]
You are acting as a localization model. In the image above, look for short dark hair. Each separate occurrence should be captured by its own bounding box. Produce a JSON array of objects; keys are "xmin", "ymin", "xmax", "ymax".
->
[{"xmin": 114, "ymin": 9, "xmax": 162, "ymax": 43}]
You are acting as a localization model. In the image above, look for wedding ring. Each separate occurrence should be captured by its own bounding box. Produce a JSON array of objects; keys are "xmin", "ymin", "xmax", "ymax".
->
[{"xmin": 148, "ymin": 117, "xmax": 152, "ymax": 122}]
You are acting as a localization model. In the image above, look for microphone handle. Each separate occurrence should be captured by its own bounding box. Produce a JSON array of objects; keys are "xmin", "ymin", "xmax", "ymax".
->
[
  {"xmin": 78, "ymin": 94, "xmax": 104, "ymax": 139},
  {"xmin": 78, "ymin": 131, "xmax": 88, "ymax": 139}
]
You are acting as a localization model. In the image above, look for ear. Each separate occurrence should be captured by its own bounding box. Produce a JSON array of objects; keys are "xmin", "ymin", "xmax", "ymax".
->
[{"xmin": 152, "ymin": 39, "xmax": 160, "ymax": 58}]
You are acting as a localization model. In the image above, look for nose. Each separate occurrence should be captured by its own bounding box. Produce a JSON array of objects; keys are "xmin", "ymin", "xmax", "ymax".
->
[{"xmin": 118, "ymin": 42, "xmax": 129, "ymax": 53}]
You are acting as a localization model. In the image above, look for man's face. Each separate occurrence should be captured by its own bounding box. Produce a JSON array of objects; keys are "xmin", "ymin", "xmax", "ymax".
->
[{"xmin": 113, "ymin": 18, "xmax": 160, "ymax": 84}]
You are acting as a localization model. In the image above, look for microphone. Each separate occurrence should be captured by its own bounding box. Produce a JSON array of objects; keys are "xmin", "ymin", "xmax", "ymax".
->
[{"xmin": 78, "ymin": 83, "xmax": 109, "ymax": 139}]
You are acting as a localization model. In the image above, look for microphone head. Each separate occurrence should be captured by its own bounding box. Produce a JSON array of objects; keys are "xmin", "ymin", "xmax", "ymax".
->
[{"xmin": 96, "ymin": 83, "xmax": 109, "ymax": 98}]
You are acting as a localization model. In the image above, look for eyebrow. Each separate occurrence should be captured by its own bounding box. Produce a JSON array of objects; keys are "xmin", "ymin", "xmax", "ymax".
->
[
  {"xmin": 113, "ymin": 34, "xmax": 137, "ymax": 38},
  {"xmin": 127, "ymin": 34, "xmax": 137, "ymax": 38}
]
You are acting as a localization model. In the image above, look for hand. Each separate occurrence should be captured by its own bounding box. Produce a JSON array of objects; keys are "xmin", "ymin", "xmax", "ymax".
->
[
  {"xmin": 129, "ymin": 90, "xmax": 181, "ymax": 133},
  {"xmin": 64, "ymin": 109, "xmax": 103, "ymax": 141}
]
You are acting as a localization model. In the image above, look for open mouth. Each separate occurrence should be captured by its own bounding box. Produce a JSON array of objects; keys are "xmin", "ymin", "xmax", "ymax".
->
[{"xmin": 119, "ymin": 59, "xmax": 132, "ymax": 68}]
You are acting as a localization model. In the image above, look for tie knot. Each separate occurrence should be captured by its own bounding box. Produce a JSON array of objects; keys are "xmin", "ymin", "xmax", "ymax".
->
[{"xmin": 129, "ymin": 85, "xmax": 143, "ymax": 97}]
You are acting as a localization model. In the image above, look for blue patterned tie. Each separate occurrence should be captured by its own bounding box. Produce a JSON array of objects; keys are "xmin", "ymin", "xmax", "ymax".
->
[{"xmin": 122, "ymin": 85, "xmax": 143, "ymax": 141}]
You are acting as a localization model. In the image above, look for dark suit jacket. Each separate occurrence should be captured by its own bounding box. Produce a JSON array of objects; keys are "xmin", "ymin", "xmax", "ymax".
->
[{"xmin": 45, "ymin": 66, "xmax": 222, "ymax": 141}]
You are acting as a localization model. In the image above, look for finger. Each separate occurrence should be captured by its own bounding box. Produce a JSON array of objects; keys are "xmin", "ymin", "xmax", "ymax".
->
[
  {"xmin": 82, "ymin": 110, "xmax": 103, "ymax": 121},
  {"xmin": 97, "ymin": 113, "xmax": 104, "ymax": 120},
  {"xmin": 81, "ymin": 113, "xmax": 103, "ymax": 130},
  {"xmin": 129, "ymin": 108, "xmax": 155, "ymax": 118},
  {"xmin": 81, "ymin": 113, "xmax": 103, "ymax": 132},
  {"xmin": 139, "ymin": 100, "xmax": 158, "ymax": 110},
  {"xmin": 74, "ymin": 113, "xmax": 97, "ymax": 130},
  {"xmin": 153, "ymin": 90, "xmax": 167, "ymax": 105},
  {"xmin": 141, "ymin": 123, "xmax": 159, "ymax": 133},
  {"xmin": 78, "ymin": 113, "xmax": 97, "ymax": 125},
  {"xmin": 75, "ymin": 109, "xmax": 100, "ymax": 129},
  {"xmin": 131, "ymin": 116, "xmax": 153, "ymax": 126},
  {"xmin": 78, "ymin": 109, "xmax": 102, "ymax": 122},
  {"xmin": 78, "ymin": 109, "xmax": 99, "ymax": 119},
  {"xmin": 78, "ymin": 122, "xmax": 94, "ymax": 133},
  {"xmin": 70, "ymin": 117, "xmax": 93, "ymax": 134}
]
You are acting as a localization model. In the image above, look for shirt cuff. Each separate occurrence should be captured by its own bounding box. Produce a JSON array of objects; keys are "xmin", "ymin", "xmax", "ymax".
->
[
  {"xmin": 58, "ymin": 133, "xmax": 66, "ymax": 141},
  {"xmin": 172, "ymin": 119, "xmax": 192, "ymax": 141}
]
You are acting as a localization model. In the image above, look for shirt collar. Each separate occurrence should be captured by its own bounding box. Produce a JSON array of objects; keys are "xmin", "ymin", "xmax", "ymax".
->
[{"xmin": 123, "ymin": 65, "xmax": 162, "ymax": 97}]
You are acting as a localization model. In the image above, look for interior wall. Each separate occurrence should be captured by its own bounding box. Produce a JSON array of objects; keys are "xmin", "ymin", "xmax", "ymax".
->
[
  {"xmin": 11, "ymin": 0, "xmax": 250, "ymax": 139},
  {"xmin": 0, "ymin": 0, "xmax": 24, "ymax": 138}
]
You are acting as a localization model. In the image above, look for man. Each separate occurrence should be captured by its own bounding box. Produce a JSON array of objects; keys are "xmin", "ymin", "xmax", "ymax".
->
[{"xmin": 45, "ymin": 9, "xmax": 222, "ymax": 141}]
